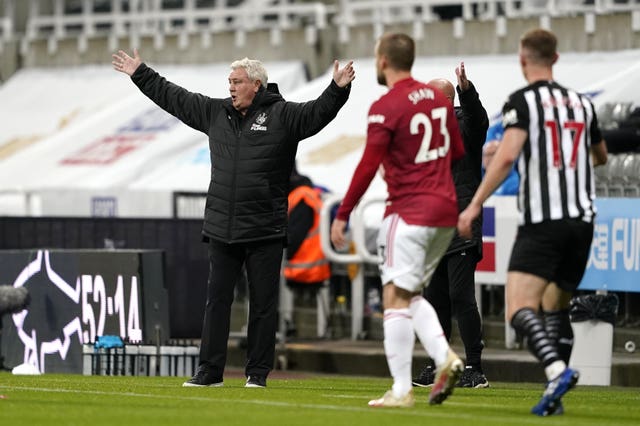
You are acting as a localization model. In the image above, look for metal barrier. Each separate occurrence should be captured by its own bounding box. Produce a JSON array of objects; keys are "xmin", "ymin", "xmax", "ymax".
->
[
  {"xmin": 21, "ymin": 0, "xmax": 331, "ymax": 53},
  {"xmin": 16, "ymin": 0, "xmax": 640, "ymax": 54},
  {"xmin": 334, "ymin": 0, "xmax": 640, "ymax": 42},
  {"xmin": 82, "ymin": 343, "xmax": 199, "ymax": 376},
  {"xmin": 319, "ymin": 193, "xmax": 384, "ymax": 340}
]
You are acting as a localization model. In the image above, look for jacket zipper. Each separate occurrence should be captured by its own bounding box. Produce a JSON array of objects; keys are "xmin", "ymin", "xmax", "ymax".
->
[{"xmin": 227, "ymin": 114, "xmax": 243, "ymax": 242}]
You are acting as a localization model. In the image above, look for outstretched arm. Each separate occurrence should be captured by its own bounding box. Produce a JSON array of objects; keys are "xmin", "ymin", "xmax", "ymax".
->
[
  {"xmin": 591, "ymin": 139, "xmax": 608, "ymax": 166},
  {"xmin": 455, "ymin": 62, "xmax": 489, "ymax": 156},
  {"xmin": 455, "ymin": 61, "xmax": 469, "ymax": 92},
  {"xmin": 112, "ymin": 49, "xmax": 142, "ymax": 76},
  {"xmin": 282, "ymin": 59, "xmax": 354, "ymax": 140},
  {"xmin": 111, "ymin": 48, "xmax": 216, "ymax": 133},
  {"xmin": 332, "ymin": 118, "xmax": 388, "ymax": 249}
]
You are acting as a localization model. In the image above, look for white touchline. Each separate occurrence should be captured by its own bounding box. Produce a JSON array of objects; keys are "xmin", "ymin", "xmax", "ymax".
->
[{"xmin": 0, "ymin": 385, "xmax": 545, "ymax": 424}]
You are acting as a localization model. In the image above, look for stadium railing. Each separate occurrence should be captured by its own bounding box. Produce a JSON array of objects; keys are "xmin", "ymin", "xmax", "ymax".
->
[
  {"xmin": 334, "ymin": 0, "xmax": 640, "ymax": 41},
  {"xmin": 18, "ymin": 0, "xmax": 640, "ymax": 55},
  {"xmin": 21, "ymin": 0, "xmax": 333, "ymax": 54},
  {"xmin": 319, "ymin": 193, "xmax": 384, "ymax": 340}
]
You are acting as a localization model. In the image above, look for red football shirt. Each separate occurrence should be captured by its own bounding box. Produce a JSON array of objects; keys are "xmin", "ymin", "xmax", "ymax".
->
[{"xmin": 336, "ymin": 77, "xmax": 464, "ymax": 226}]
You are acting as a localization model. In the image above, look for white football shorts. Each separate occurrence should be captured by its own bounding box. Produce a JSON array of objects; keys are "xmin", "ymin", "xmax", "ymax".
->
[{"xmin": 376, "ymin": 213, "xmax": 454, "ymax": 293}]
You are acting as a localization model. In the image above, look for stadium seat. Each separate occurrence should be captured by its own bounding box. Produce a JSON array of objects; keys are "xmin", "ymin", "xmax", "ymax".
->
[
  {"xmin": 593, "ymin": 157, "xmax": 610, "ymax": 181},
  {"xmin": 605, "ymin": 154, "xmax": 625, "ymax": 197},
  {"xmin": 626, "ymin": 153, "xmax": 640, "ymax": 197},
  {"xmin": 611, "ymin": 102, "xmax": 634, "ymax": 124},
  {"xmin": 593, "ymin": 155, "xmax": 609, "ymax": 197},
  {"xmin": 604, "ymin": 154, "xmax": 623, "ymax": 183},
  {"xmin": 619, "ymin": 154, "xmax": 639, "ymax": 197},
  {"xmin": 605, "ymin": 152, "xmax": 640, "ymax": 197},
  {"xmin": 597, "ymin": 103, "xmax": 616, "ymax": 130}
]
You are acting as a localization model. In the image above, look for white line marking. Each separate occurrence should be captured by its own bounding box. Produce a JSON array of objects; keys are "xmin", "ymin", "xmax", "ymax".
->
[{"xmin": 0, "ymin": 384, "xmax": 545, "ymax": 424}]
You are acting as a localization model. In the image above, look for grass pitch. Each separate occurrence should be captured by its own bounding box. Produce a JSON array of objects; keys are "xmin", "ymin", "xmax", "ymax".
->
[{"xmin": 1, "ymin": 372, "xmax": 639, "ymax": 426}]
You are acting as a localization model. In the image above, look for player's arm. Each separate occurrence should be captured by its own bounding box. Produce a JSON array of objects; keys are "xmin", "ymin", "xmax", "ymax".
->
[
  {"xmin": 456, "ymin": 62, "xmax": 489, "ymax": 154},
  {"xmin": 473, "ymin": 127, "xmax": 525, "ymax": 204},
  {"xmin": 589, "ymin": 102, "xmax": 608, "ymax": 167},
  {"xmin": 331, "ymin": 119, "xmax": 389, "ymax": 249},
  {"xmin": 591, "ymin": 141, "xmax": 607, "ymax": 167}
]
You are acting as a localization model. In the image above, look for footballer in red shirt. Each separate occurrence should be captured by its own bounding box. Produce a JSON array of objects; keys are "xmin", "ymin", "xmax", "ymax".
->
[{"xmin": 331, "ymin": 33, "xmax": 465, "ymax": 409}]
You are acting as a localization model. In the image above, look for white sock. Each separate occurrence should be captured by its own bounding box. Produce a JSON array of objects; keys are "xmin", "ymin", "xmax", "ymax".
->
[
  {"xmin": 409, "ymin": 296, "xmax": 450, "ymax": 367},
  {"xmin": 545, "ymin": 360, "xmax": 567, "ymax": 381},
  {"xmin": 383, "ymin": 308, "xmax": 414, "ymax": 398}
]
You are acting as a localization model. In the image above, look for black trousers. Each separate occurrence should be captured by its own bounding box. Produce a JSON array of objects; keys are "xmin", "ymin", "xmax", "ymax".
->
[
  {"xmin": 423, "ymin": 248, "xmax": 484, "ymax": 368},
  {"xmin": 199, "ymin": 238, "xmax": 284, "ymax": 378}
]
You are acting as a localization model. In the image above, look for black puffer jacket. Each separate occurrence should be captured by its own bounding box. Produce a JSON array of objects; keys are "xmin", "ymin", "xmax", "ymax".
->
[
  {"xmin": 447, "ymin": 81, "xmax": 489, "ymax": 255},
  {"xmin": 131, "ymin": 63, "xmax": 350, "ymax": 243}
]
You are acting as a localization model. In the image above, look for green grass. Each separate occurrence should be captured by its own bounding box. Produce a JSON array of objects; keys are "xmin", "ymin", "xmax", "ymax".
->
[{"xmin": 1, "ymin": 373, "xmax": 639, "ymax": 426}]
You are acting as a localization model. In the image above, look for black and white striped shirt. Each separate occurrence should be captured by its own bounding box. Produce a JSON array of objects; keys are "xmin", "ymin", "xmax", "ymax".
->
[{"xmin": 502, "ymin": 80, "xmax": 603, "ymax": 225}]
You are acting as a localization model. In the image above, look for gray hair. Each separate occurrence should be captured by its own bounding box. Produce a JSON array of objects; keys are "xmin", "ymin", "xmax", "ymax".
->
[{"xmin": 230, "ymin": 57, "xmax": 268, "ymax": 88}]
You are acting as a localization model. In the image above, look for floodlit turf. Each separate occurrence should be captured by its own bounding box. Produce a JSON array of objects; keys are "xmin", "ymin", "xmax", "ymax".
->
[{"xmin": 1, "ymin": 372, "xmax": 639, "ymax": 426}]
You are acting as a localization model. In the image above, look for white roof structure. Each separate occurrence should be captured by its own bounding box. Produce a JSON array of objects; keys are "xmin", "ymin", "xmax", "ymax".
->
[
  {"xmin": 293, "ymin": 50, "xmax": 640, "ymax": 201},
  {"xmin": 0, "ymin": 60, "xmax": 308, "ymax": 216},
  {"xmin": 1, "ymin": 50, "xmax": 639, "ymax": 217}
]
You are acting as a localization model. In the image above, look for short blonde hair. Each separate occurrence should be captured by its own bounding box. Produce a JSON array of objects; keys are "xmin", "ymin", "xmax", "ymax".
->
[
  {"xmin": 520, "ymin": 28, "xmax": 557, "ymax": 66},
  {"xmin": 377, "ymin": 33, "xmax": 415, "ymax": 71},
  {"xmin": 230, "ymin": 58, "xmax": 268, "ymax": 88}
]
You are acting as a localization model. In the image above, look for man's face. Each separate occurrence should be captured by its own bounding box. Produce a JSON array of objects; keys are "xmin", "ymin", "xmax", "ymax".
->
[{"xmin": 229, "ymin": 68, "xmax": 260, "ymax": 115}]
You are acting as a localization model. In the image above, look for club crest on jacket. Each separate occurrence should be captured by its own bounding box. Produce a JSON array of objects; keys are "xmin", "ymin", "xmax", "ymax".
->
[{"xmin": 251, "ymin": 113, "xmax": 268, "ymax": 131}]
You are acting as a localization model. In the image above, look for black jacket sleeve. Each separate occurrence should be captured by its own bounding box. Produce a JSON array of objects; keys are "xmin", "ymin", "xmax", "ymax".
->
[
  {"xmin": 457, "ymin": 81, "xmax": 490, "ymax": 159},
  {"xmin": 448, "ymin": 81, "xmax": 490, "ymax": 255},
  {"xmin": 280, "ymin": 80, "xmax": 350, "ymax": 141},
  {"xmin": 130, "ymin": 63, "xmax": 217, "ymax": 134}
]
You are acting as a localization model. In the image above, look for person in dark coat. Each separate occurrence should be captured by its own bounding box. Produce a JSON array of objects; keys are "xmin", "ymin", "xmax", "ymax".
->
[
  {"xmin": 112, "ymin": 49, "xmax": 355, "ymax": 388},
  {"xmin": 413, "ymin": 62, "xmax": 490, "ymax": 389}
]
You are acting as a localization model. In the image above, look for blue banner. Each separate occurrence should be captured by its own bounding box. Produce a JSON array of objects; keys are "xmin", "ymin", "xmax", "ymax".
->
[{"xmin": 580, "ymin": 198, "xmax": 640, "ymax": 292}]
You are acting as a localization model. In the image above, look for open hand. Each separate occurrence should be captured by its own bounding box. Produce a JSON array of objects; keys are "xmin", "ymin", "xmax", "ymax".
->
[
  {"xmin": 333, "ymin": 60, "xmax": 355, "ymax": 88},
  {"xmin": 455, "ymin": 61, "xmax": 469, "ymax": 92},
  {"xmin": 457, "ymin": 202, "xmax": 481, "ymax": 239},
  {"xmin": 330, "ymin": 218, "xmax": 348, "ymax": 249},
  {"xmin": 112, "ymin": 49, "xmax": 142, "ymax": 76}
]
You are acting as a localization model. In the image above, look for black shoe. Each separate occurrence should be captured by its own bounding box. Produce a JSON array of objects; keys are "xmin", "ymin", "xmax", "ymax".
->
[
  {"xmin": 412, "ymin": 365, "xmax": 435, "ymax": 387},
  {"xmin": 182, "ymin": 367, "xmax": 223, "ymax": 387},
  {"xmin": 457, "ymin": 366, "xmax": 489, "ymax": 388},
  {"xmin": 245, "ymin": 375, "xmax": 267, "ymax": 388}
]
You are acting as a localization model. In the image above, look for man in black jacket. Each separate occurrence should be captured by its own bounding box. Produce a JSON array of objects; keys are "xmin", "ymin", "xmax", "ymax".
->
[
  {"xmin": 413, "ymin": 62, "xmax": 490, "ymax": 389},
  {"xmin": 112, "ymin": 49, "xmax": 355, "ymax": 388}
]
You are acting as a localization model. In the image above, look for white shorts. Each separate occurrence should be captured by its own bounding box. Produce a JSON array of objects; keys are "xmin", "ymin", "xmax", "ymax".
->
[{"xmin": 376, "ymin": 213, "xmax": 455, "ymax": 293}]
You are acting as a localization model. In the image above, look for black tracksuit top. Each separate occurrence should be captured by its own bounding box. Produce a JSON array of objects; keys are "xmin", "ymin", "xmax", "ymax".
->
[
  {"xmin": 448, "ymin": 82, "xmax": 489, "ymax": 255},
  {"xmin": 131, "ymin": 63, "xmax": 350, "ymax": 243}
]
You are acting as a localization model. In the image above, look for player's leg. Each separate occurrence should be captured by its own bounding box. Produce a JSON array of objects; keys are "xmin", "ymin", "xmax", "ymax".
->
[
  {"xmin": 413, "ymin": 258, "xmax": 450, "ymax": 387},
  {"xmin": 368, "ymin": 214, "xmax": 416, "ymax": 408}
]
